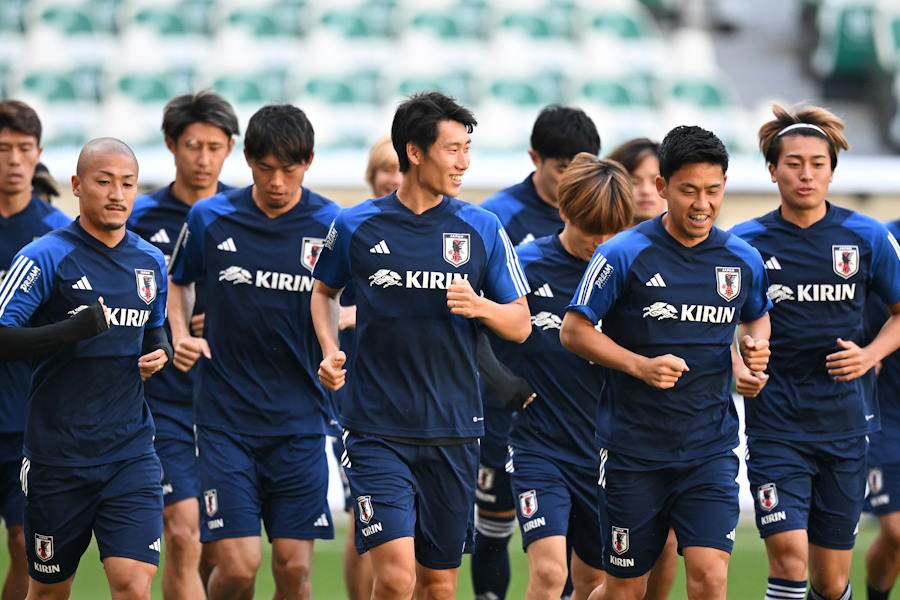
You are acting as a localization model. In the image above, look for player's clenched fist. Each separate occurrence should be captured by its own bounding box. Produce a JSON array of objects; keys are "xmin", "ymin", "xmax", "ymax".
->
[
  {"xmin": 739, "ymin": 335, "xmax": 770, "ymax": 373},
  {"xmin": 732, "ymin": 361, "xmax": 769, "ymax": 397},
  {"xmin": 447, "ymin": 277, "xmax": 482, "ymax": 319},
  {"xmin": 319, "ymin": 351, "xmax": 347, "ymax": 391},
  {"xmin": 172, "ymin": 335, "xmax": 211, "ymax": 372},
  {"xmin": 826, "ymin": 337, "xmax": 875, "ymax": 382},
  {"xmin": 139, "ymin": 348, "xmax": 169, "ymax": 381},
  {"xmin": 638, "ymin": 354, "xmax": 689, "ymax": 389}
]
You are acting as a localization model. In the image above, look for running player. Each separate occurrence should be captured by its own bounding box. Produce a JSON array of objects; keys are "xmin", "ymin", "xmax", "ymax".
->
[
  {"xmin": 167, "ymin": 104, "xmax": 338, "ymax": 600},
  {"xmin": 0, "ymin": 100, "xmax": 70, "ymax": 600},
  {"xmin": 607, "ymin": 138, "xmax": 665, "ymax": 225},
  {"xmin": 495, "ymin": 153, "xmax": 632, "ymax": 599},
  {"xmin": 311, "ymin": 91, "xmax": 531, "ymax": 600},
  {"xmin": 473, "ymin": 105, "xmax": 600, "ymax": 600},
  {"xmin": 731, "ymin": 104, "xmax": 900, "ymax": 600},
  {"xmin": 561, "ymin": 125, "xmax": 772, "ymax": 600},
  {"xmin": 0, "ymin": 137, "xmax": 170, "ymax": 600},
  {"xmin": 126, "ymin": 91, "xmax": 238, "ymax": 600}
]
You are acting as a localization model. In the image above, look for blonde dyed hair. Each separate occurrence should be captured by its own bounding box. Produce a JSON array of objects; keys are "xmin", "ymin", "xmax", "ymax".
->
[
  {"xmin": 758, "ymin": 103, "xmax": 849, "ymax": 168},
  {"xmin": 557, "ymin": 153, "xmax": 634, "ymax": 235},
  {"xmin": 365, "ymin": 136, "xmax": 399, "ymax": 191}
]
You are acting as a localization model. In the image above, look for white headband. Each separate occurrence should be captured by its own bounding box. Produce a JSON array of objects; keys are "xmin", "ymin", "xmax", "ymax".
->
[{"xmin": 776, "ymin": 123, "xmax": 827, "ymax": 137}]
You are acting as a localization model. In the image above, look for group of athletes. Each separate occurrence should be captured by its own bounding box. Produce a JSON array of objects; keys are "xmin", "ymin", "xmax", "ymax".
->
[{"xmin": 0, "ymin": 87, "xmax": 898, "ymax": 600}]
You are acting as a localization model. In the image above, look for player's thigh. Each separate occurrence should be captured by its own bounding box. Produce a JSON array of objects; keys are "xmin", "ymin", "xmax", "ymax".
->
[
  {"xmin": 747, "ymin": 436, "xmax": 815, "ymax": 539},
  {"xmin": 566, "ymin": 461, "xmax": 607, "ymax": 571},
  {"xmin": 154, "ymin": 425, "xmax": 199, "ymax": 509},
  {"xmin": 258, "ymin": 434, "xmax": 333, "ymax": 541},
  {"xmin": 808, "ymin": 436, "xmax": 867, "ymax": 550},
  {"xmin": 476, "ymin": 406, "xmax": 515, "ymax": 514},
  {"xmin": 508, "ymin": 449, "xmax": 573, "ymax": 552},
  {"xmin": 102, "ymin": 555, "xmax": 156, "ymax": 598}
]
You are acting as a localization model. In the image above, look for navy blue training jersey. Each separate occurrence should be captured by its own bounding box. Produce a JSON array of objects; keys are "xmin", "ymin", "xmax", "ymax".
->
[
  {"xmin": 0, "ymin": 196, "xmax": 70, "ymax": 435},
  {"xmin": 480, "ymin": 174, "xmax": 561, "ymax": 245},
  {"xmin": 0, "ymin": 219, "xmax": 166, "ymax": 466},
  {"xmin": 567, "ymin": 216, "xmax": 771, "ymax": 464},
  {"xmin": 492, "ymin": 235, "xmax": 606, "ymax": 467},
  {"xmin": 313, "ymin": 192, "xmax": 530, "ymax": 439},
  {"xmin": 168, "ymin": 186, "xmax": 339, "ymax": 436},
  {"xmin": 731, "ymin": 204, "xmax": 900, "ymax": 441},
  {"xmin": 127, "ymin": 182, "xmax": 232, "ymax": 408}
]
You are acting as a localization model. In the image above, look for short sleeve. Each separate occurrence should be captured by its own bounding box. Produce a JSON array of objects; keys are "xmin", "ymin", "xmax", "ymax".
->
[
  {"xmin": 869, "ymin": 225, "xmax": 900, "ymax": 306},
  {"xmin": 168, "ymin": 209, "xmax": 206, "ymax": 286},
  {"xmin": 313, "ymin": 214, "xmax": 352, "ymax": 290},
  {"xmin": 0, "ymin": 248, "xmax": 55, "ymax": 327},
  {"xmin": 567, "ymin": 244, "xmax": 628, "ymax": 324},
  {"xmin": 740, "ymin": 253, "xmax": 772, "ymax": 322},
  {"xmin": 481, "ymin": 224, "xmax": 530, "ymax": 304}
]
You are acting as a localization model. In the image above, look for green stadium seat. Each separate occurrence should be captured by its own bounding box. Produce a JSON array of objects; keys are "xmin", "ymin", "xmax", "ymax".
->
[
  {"xmin": 35, "ymin": 1, "xmax": 118, "ymax": 34},
  {"xmin": 132, "ymin": 4, "xmax": 209, "ymax": 36},
  {"xmin": 486, "ymin": 71, "xmax": 564, "ymax": 106},
  {"xmin": 302, "ymin": 71, "xmax": 380, "ymax": 105},
  {"xmin": 587, "ymin": 5, "xmax": 655, "ymax": 40},
  {"xmin": 318, "ymin": 3, "xmax": 394, "ymax": 39},
  {"xmin": 213, "ymin": 69, "xmax": 287, "ymax": 104},
  {"xmin": 812, "ymin": 0, "xmax": 880, "ymax": 78},
  {"xmin": 407, "ymin": 7, "xmax": 488, "ymax": 40},
  {"xmin": 0, "ymin": 0, "xmax": 27, "ymax": 33},
  {"xmin": 393, "ymin": 70, "xmax": 473, "ymax": 105},
  {"xmin": 873, "ymin": 4, "xmax": 900, "ymax": 72},
  {"xmin": 225, "ymin": 4, "xmax": 304, "ymax": 37},
  {"xmin": 21, "ymin": 66, "xmax": 102, "ymax": 103},
  {"xmin": 579, "ymin": 73, "xmax": 658, "ymax": 108},
  {"xmin": 115, "ymin": 69, "xmax": 194, "ymax": 104},
  {"xmin": 668, "ymin": 78, "xmax": 731, "ymax": 108},
  {"xmin": 496, "ymin": 6, "xmax": 575, "ymax": 40}
]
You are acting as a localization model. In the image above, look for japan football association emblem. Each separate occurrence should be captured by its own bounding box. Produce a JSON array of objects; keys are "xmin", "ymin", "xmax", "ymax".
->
[
  {"xmin": 204, "ymin": 489, "xmax": 218, "ymax": 517},
  {"xmin": 35, "ymin": 533, "xmax": 53, "ymax": 562},
  {"xmin": 301, "ymin": 237, "xmax": 325, "ymax": 273},
  {"xmin": 357, "ymin": 496, "xmax": 374, "ymax": 524},
  {"xmin": 135, "ymin": 269, "xmax": 157, "ymax": 305},
  {"xmin": 611, "ymin": 526, "xmax": 629, "ymax": 555},
  {"xmin": 443, "ymin": 233, "xmax": 470, "ymax": 268},
  {"xmin": 715, "ymin": 266, "xmax": 741, "ymax": 302},
  {"xmin": 518, "ymin": 489, "xmax": 538, "ymax": 518},
  {"xmin": 477, "ymin": 466, "xmax": 495, "ymax": 491},
  {"xmin": 832, "ymin": 245, "xmax": 859, "ymax": 279},
  {"xmin": 758, "ymin": 483, "xmax": 778, "ymax": 511}
]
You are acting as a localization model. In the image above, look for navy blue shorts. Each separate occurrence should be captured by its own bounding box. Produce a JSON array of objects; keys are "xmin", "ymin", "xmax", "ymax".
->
[
  {"xmin": 0, "ymin": 433, "xmax": 24, "ymax": 528},
  {"xmin": 509, "ymin": 447, "xmax": 604, "ymax": 569},
  {"xmin": 866, "ymin": 461, "xmax": 900, "ymax": 516},
  {"xmin": 330, "ymin": 435, "xmax": 352, "ymax": 512},
  {"xmin": 343, "ymin": 431, "xmax": 478, "ymax": 570},
  {"xmin": 150, "ymin": 402, "xmax": 199, "ymax": 507},
  {"xmin": 476, "ymin": 405, "xmax": 515, "ymax": 512},
  {"xmin": 747, "ymin": 436, "xmax": 866, "ymax": 549},
  {"xmin": 196, "ymin": 427, "xmax": 333, "ymax": 543},
  {"xmin": 602, "ymin": 450, "xmax": 739, "ymax": 578},
  {"xmin": 21, "ymin": 453, "xmax": 163, "ymax": 583}
]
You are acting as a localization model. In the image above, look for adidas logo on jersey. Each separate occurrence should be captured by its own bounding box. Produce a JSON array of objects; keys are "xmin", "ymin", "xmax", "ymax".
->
[
  {"xmin": 645, "ymin": 273, "xmax": 666, "ymax": 287},
  {"xmin": 533, "ymin": 283, "xmax": 553, "ymax": 297},
  {"xmin": 313, "ymin": 514, "xmax": 329, "ymax": 527},
  {"xmin": 369, "ymin": 240, "xmax": 390, "ymax": 254},
  {"xmin": 150, "ymin": 229, "xmax": 170, "ymax": 244},
  {"xmin": 71, "ymin": 276, "xmax": 92, "ymax": 290},
  {"xmin": 217, "ymin": 237, "xmax": 237, "ymax": 252},
  {"xmin": 148, "ymin": 538, "xmax": 161, "ymax": 552},
  {"xmin": 368, "ymin": 269, "xmax": 469, "ymax": 290},
  {"xmin": 519, "ymin": 233, "xmax": 536, "ymax": 244},
  {"xmin": 642, "ymin": 301, "xmax": 736, "ymax": 324},
  {"xmin": 531, "ymin": 311, "xmax": 562, "ymax": 330},
  {"xmin": 763, "ymin": 256, "xmax": 781, "ymax": 270},
  {"xmin": 766, "ymin": 283, "xmax": 855, "ymax": 303}
]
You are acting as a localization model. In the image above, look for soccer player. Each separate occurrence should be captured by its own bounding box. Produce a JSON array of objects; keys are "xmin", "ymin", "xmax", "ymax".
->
[
  {"xmin": 126, "ymin": 91, "xmax": 238, "ymax": 600},
  {"xmin": 607, "ymin": 138, "xmax": 665, "ymax": 225},
  {"xmin": 0, "ymin": 100, "xmax": 70, "ymax": 600},
  {"xmin": 560, "ymin": 125, "xmax": 772, "ymax": 600},
  {"xmin": 311, "ymin": 91, "xmax": 531, "ymax": 600},
  {"xmin": 473, "ymin": 105, "xmax": 600, "ymax": 600},
  {"xmin": 167, "ymin": 104, "xmax": 338, "ymax": 600},
  {"xmin": 730, "ymin": 105, "xmax": 900, "ymax": 600},
  {"xmin": 0, "ymin": 137, "xmax": 170, "ymax": 600},
  {"xmin": 493, "ymin": 153, "xmax": 632, "ymax": 600}
]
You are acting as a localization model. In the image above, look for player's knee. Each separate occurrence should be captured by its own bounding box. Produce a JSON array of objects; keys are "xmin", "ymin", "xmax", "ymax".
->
[
  {"xmin": 217, "ymin": 553, "xmax": 261, "ymax": 587},
  {"xmin": 375, "ymin": 563, "xmax": 415, "ymax": 597},
  {"xmin": 163, "ymin": 520, "xmax": 200, "ymax": 561},
  {"xmin": 685, "ymin": 564, "xmax": 727, "ymax": 596},
  {"xmin": 809, "ymin": 579, "xmax": 849, "ymax": 600},
  {"xmin": 271, "ymin": 552, "xmax": 311, "ymax": 586},
  {"xmin": 7, "ymin": 526, "xmax": 26, "ymax": 559},
  {"xmin": 108, "ymin": 571, "xmax": 154, "ymax": 600},
  {"xmin": 530, "ymin": 557, "xmax": 568, "ymax": 591},
  {"xmin": 881, "ymin": 517, "xmax": 900, "ymax": 548},
  {"xmin": 767, "ymin": 543, "xmax": 807, "ymax": 580}
]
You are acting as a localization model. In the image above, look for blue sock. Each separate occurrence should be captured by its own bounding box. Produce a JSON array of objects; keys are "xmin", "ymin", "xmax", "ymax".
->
[
  {"xmin": 471, "ymin": 515, "xmax": 516, "ymax": 600},
  {"xmin": 766, "ymin": 577, "xmax": 806, "ymax": 600}
]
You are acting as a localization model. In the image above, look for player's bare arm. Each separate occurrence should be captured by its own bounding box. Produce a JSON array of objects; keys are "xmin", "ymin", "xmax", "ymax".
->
[
  {"xmin": 560, "ymin": 311, "xmax": 688, "ymax": 389},
  {"xmin": 167, "ymin": 277, "xmax": 210, "ymax": 372},
  {"xmin": 446, "ymin": 277, "xmax": 530, "ymax": 343},
  {"xmin": 311, "ymin": 279, "xmax": 346, "ymax": 391},
  {"xmin": 827, "ymin": 301, "xmax": 900, "ymax": 382},
  {"xmin": 737, "ymin": 312, "xmax": 771, "ymax": 372}
]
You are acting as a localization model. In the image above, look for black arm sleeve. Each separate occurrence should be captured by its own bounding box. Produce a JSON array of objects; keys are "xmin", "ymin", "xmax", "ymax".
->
[
  {"xmin": 0, "ymin": 302, "xmax": 108, "ymax": 361},
  {"xmin": 476, "ymin": 329, "xmax": 535, "ymax": 410},
  {"xmin": 141, "ymin": 326, "xmax": 173, "ymax": 364}
]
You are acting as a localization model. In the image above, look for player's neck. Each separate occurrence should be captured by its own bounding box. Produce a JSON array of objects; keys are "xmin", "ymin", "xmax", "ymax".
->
[
  {"xmin": 395, "ymin": 179, "xmax": 442, "ymax": 215},
  {"xmin": 251, "ymin": 185, "xmax": 302, "ymax": 219},
  {"xmin": 78, "ymin": 216, "xmax": 126, "ymax": 248},
  {"xmin": 779, "ymin": 200, "xmax": 827, "ymax": 229},
  {"xmin": 171, "ymin": 176, "xmax": 215, "ymax": 207},
  {"xmin": 0, "ymin": 190, "xmax": 32, "ymax": 218},
  {"xmin": 531, "ymin": 174, "xmax": 558, "ymax": 208}
]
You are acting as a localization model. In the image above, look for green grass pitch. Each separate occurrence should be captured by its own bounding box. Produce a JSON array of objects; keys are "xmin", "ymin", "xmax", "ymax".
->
[{"xmin": 0, "ymin": 518, "xmax": 882, "ymax": 598}]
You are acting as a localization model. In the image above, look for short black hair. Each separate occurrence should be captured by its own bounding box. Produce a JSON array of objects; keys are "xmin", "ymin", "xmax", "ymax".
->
[
  {"xmin": 162, "ymin": 90, "xmax": 239, "ymax": 142},
  {"xmin": 391, "ymin": 91, "xmax": 477, "ymax": 173},
  {"xmin": 658, "ymin": 125, "xmax": 728, "ymax": 181},
  {"xmin": 0, "ymin": 99, "xmax": 41, "ymax": 143},
  {"xmin": 530, "ymin": 105, "xmax": 600, "ymax": 159},
  {"xmin": 245, "ymin": 104, "xmax": 314, "ymax": 165}
]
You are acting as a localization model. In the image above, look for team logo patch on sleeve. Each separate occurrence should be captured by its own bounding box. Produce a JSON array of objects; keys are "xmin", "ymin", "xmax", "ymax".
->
[
  {"xmin": 611, "ymin": 526, "xmax": 629, "ymax": 555},
  {"xmin": 443, "ymin": 233, "xmax": 470, "ymax": 267},
  {"xmin": 301, "ymin": 237, "xmax": 325, "ymax": 273},
  {"xmin": 518, "ymin": 489, "xmax": 538, "ymax": 518},
  {"xmin": 204, "ymin": 489, "xmax": 218, "ymax": 517},
  {"xmin": 832, "ymin": 245, "xmax": 859, "ymax": 279},
  {"xmin": 35, "ymin": 534, "xmax": 53, "ymax": 562},
  {"xmin": 757, "ymin": 483, "xmax": 778, "ymax": 511},
  {"xmin": 135, "ymin": 269, "xmax": 157, "ymax": 305},
  {"xmin": 357, "ymin": 496, "xmax": 374, "ymax": 524},
  {"xmin": 715, "ymin": 267, "xmax": 741, "ymax": 301}
]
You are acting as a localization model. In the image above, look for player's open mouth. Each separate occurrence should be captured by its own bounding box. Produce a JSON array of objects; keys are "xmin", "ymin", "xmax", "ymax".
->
[
  {"xmin": 450, "ymin": 175, "xmax": 463, "ymax": 184},
  {"xmin": 104, "ymin": 204, "xmax": 126, "ymax": 212},
  {"xmin": 688, "ymin": 214, "xmax": 709, "ymax": 226}
]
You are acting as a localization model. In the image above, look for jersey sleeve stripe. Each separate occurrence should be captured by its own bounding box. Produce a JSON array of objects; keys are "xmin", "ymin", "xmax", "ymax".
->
[
  {"xmin": 498, "ymin": 227, "xmax": 529, "ymax": 297},
  {"xmin": 167, "ymin": 222, "xmax": 190, "ymax": 273},
  {"xmin": 888, "ymin": 231, "xmax": 900, "ymax": 262},
  {"xmin": 0, "ymin": 256, "xmax": 34, "ymax": 318},
  {"xmin": 574, "ymin": 255, "xmax": 607, "ymax": 306}
]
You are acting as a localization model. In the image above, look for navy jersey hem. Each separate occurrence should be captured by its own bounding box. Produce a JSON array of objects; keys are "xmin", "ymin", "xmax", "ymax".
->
[
  {"xmin": 340, "ymin": 419, "xmax": 484, "ymax": 440},
  {"xmin": 599, "ymin": 439, "xmax": 740, "ymax": 468},
  {"xmin": 193, "ymin": 421, "xmax": 327, "ymax": 437},
  {"xmin": 745, "ymin": 426, "xmax": 870, "ymax": 443},
  {"xmin": 24, "ymin": 447, "xmax": 156, "ymax": 468}
]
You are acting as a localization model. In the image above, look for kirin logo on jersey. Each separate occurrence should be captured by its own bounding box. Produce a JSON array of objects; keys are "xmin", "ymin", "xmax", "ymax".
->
[
  {"xmin": 519, "ymin": 489, "xmax": 538, "ymax": 518},
  {"xmin": 832, "ymin": 245, "xmax": 859, "ymax": 279},
  {"xmin": 531, "ymin": 311, "xmax": 562, "ymax": 330},
  {"xmin": 357, "ymin": 496, "xmax": 374, "ymax": 524},
  {"xmin": 642, "ymin": 302, "xmax": 678, "ymax": 320},
  {"xmin": 219, "ymin": 266, "xmax": 253, "ymax": 285},
  {"xmin": 766, "ymin": 284, "xmax": 795, "ymax": 304},
  {"xmin": 611, "ymin": 526, "xmax": 629, "ymax": 555},
  {"xmin": 204, "ymin": 489, "xmax": 218, "ymax": 517},
  {"xmin": 757, "ymin": 483, "xmax": 778, "ymax": 511},
  {"xmin": 477, "ymin": 466, "xmax": 495, "ymax": 491},
  {"xmin": 301, "ymin": 237, "xmax": 325, "ymax": 273},
  {"xmin": 715, "ymin": 267, "xmax": 741, "ymax": 302},
  {"xmin": 35, "ymin": 534, "xmax": 53, "ymax": 562},
  {"xmin": 135, "ymin": 269, "xmax": 157, "ymax": 305},
  {"xmin": 368, "ymin": 269, "xmax": 403, "ymax": 288},
  {"xmin": 443, "ymin": 233, "xmax": 470, "ymax": 267}
]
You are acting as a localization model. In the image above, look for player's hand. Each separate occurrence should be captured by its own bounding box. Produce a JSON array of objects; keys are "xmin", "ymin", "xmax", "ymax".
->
[
  {"xmin": 98, "ymin": 295, "xmax": 111, "ymax": 328},
  {"xmin": 190, "ymin": 313, "xmax": 205, "ymax": 337},
  {"xmin": 339, "ymin": 305, "xmax": 357, "ymax": 331},
  {"xmin": 319, "ymin": 351, "xmax": 347, "ymax": 391},
  {"xmin": 732, "ymin": 360, "xmax": 769, "ymax": 397},
  {"xmin": 638, "ymin": 354, "xmax": 689, "ymax": 389},
  {"xmin": 172, "ymin": 335, "xmax": 211, "ymax": 372},
  {"xmin": 739, "ymin": 335, "xmax": 770, "ymax": 372},
  {"xmin": 447, "ymin": 278, "xmax": 482, "ymax": 319},
  {"xmin": 826, "ymin": 338, "xmax": 876, "ymax": 382},
  {"xmin": 521, "ymin": 392, "xmax": 537, "ymax": 409},
  {"xmin": 139, "ymin": 348, "xmax": 168, "ymax": 381}
]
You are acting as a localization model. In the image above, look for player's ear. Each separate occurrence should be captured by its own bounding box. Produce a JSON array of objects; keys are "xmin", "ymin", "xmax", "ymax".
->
[
  {"xmin": 305, "ymin": 151, "xmax": 314, "ymax": 168},
  {"xmin": 225, "ymin": 138, "xmax": 235, "ymax": 157},
  {"xmin": 767, "ymin": 162, "xmax": 777, "ymax": 183},
  {"xmin": 71, "ymin": 175, "xmax": 81, "ymax": 198},
  {"xmin": 528, "ymin": 148, "xmax": 540, "ymax": 169},
  {"xmin": 655, "ymin": 175, "xmax": 667, "ymax": 199},
  {"xmin": 406, "ymin": 142, "xmax": 421, "ymax": 168},
  {"xmin": 243, "ymin": 148, "xmax": 251, "ymax": 167},
  {"xmin": 164, "ymin": 136, "xmax": 177, "ymax": 155}
]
